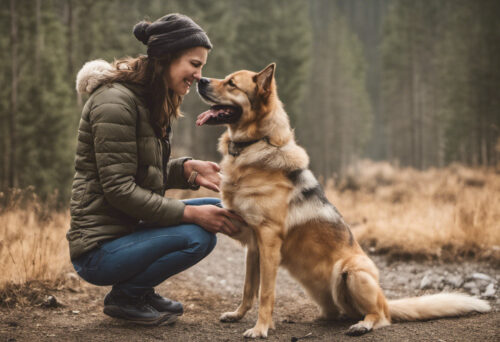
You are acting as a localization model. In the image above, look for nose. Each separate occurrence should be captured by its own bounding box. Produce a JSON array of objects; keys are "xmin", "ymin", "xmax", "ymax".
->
[
  {"xmin": 193, "ymin": 70, "xmax": 202, "ymax": 81},
  {"xmin": 198, "ymin": 78, "xmax": 211, "ymax": 86}
]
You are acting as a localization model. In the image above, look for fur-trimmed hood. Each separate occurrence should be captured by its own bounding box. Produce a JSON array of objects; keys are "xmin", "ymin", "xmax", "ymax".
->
[{"xmin": 75, "ymin": 59, "xmax": 114, "ymax": 95}]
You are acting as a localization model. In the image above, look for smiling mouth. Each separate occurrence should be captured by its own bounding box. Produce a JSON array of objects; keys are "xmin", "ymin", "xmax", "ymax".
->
[
  {"xmin": 196, "ymin": 104, "xmax": 243, "ymax": 126},
  {"xmin": 184, "ymin": 79, "xmax": 193, "ymax": 87}
]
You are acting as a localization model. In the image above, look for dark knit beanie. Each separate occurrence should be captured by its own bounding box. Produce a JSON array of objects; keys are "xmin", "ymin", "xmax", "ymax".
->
[{"xmin": 133, "ymin": 13, "xmax": 212, "ymax": 57}]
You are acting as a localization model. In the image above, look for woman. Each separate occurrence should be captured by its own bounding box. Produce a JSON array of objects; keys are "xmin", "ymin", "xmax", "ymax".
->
[{"xmin": 68, "ymin": 13, "xmax": 241, "ymax": 326}]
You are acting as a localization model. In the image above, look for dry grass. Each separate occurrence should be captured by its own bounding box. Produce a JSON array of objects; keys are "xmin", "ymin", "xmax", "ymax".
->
[
  {"xmin": 0, "ymin": 189, "xmax": 71, "ymax": 305},
  {"xmin": 0, "ymin": 187, "xmax": 216, "ymax": 302},
  {"xmin": 1, "ymin": 164, "xmax": 499, "ymax": 302},
  {"xmin": 327, "ymin": 161, "xmax": 500, "ymax": 262}
]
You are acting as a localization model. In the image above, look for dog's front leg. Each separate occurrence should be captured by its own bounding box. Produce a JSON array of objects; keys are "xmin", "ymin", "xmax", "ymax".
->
[
  {"xmin": 243, "ymin": 228, "xmax": 282, "ymax": 339},
  {"xmin": 220, "ymin": 245, "xmax": 260, "ymax": 322}
]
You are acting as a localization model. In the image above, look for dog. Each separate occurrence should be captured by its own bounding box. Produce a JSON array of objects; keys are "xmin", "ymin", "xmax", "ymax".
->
[{"xmin": 196, "ymin": 63, "xmax": 491, "ymax": 338}]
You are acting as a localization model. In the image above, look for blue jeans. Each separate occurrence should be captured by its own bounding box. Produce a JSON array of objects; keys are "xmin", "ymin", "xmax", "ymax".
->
[{"xmin": 72, "ymin": 197, "xmax": 219, "ymax": 296}]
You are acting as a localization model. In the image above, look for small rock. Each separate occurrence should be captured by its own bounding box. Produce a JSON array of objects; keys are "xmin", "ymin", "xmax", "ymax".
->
[
  {"xmin": 482, "ymin": 283, "xmax": 496, "ymax": 299},
  {"xmin": 470, "ymin": 273, "xmax": 493, "ymax": 282},
  {"xmin": 435, "ymin": 276, "xmax": 445, "ymax": 290},
  {"xmin": 463, "ymin": 281, "xmax": 477, "ymax": 290},
  {"xmin": 445, "ymin": 275, "xmax": 464, "ymax": 288},
  {"xmin": 42, "ymin": 295, "xmax": 61, "ymax": 308},
  {"xmin": 468, "ymin": 278, "xmax": 492, "ymax": 292},
  {"xmin": 71, "ymin": 310, "xmax": 80, "ymax": 314},
  {"xmin": 463, "ymin": 281, "xmax": 480, "ymax": 295},
  {"xmin": 419, "ymin": 275, "xmax": 433, "ymax": 290}
]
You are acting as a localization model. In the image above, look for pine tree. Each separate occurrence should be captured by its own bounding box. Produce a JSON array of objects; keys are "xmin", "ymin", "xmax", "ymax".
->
[
  {"xmin": 12, "ymin": 0, "xmax": 74, "ymax": 202},
  {"xmin": 301, "ymin": 0, "xmax": 372, "ymax": 178},
  {"xmin": 233, "ymin": 0, "xmax": 312, "ymax": 125}
]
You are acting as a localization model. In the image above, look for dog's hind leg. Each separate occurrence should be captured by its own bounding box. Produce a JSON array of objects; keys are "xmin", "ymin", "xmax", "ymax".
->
[
  {"xmin": 334, "ymin": 257, "xmax": 390, "ymax": 336},
  {"xmin": 243, "ymin": 227, "xmax": 282, "ymax": 338},
  {"xmin": 220, "ymin": 245, "xmax": 260, "ymax": 322}
]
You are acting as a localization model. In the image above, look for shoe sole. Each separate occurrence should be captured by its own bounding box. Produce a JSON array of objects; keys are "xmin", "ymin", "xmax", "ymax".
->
[{"xmin": 103, "ymin": 305, "xmax": 178, "ymax": 326}]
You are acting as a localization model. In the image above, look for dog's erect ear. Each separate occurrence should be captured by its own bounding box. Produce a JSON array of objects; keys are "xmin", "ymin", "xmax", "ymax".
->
[{"xmin": 255, "ymin": 63, "xmax": 276, "ymax": 92}]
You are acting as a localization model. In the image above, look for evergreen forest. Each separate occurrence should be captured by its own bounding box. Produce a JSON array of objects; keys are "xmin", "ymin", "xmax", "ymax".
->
[{"xmin": 1, "ymin": 0, "xmax": 499, "ymax": 204}]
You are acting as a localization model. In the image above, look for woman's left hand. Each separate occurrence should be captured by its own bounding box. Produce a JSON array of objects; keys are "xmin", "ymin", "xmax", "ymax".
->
[{"xmin": 184, "ymin": 159, "xmax": 221, "ymax": 192}]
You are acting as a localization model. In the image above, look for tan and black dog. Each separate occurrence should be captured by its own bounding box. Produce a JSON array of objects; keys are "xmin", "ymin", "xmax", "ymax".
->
[{"xmin": 196, "ymin": 64, "xmax": 490, "ymax": 338}]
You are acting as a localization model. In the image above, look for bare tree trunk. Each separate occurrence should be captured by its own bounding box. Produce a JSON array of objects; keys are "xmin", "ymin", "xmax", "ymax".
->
[
  {"xmin": 66, "ymin": 0, "xmax": 74, "ymax": 79},
  {"xmin": 36, "ymin": 0, "xmax": 41, "ymax": 81},
  {"xmin": 406, "ymin": 9, "xmax": 416, "ymax": 168},
  {"xmin": 480, "ymin": 119, "xmax": 488, "ymax": 166},
  {"xmin": 1, "ymin": 119, "xmax": 7, "ymax": 190},
  {"xmin": 9, "ymin": 0, "xmax": 18, "ymax": 188}
]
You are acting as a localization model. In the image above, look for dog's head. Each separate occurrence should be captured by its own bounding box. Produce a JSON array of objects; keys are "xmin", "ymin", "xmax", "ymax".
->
[{"xmin": 196, "ymin": 63, "xmax": 277, "ymax": 129}]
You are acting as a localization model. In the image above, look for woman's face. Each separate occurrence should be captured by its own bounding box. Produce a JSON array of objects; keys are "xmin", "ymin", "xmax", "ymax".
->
[{"xmin": 165, "ymin": 46, "xmax": 208, "ymax": 96}]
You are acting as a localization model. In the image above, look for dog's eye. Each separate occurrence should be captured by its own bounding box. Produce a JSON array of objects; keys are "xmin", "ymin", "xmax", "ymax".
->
[{"xmin": 227, "ymin": 79, "xmax": 236, "ymax": 87}]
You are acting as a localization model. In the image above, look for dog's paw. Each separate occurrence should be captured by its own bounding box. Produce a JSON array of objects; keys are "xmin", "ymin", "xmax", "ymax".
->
[
  {"xmin": 345, "ymin": 322, "xmax": 371, "ymax": 336},
  {"xmin": 243, "ymin": 325, "xmax": 268, "ymax": 338},
  {"xmin": 220, "ymin": 311, "xmax": 242, "ymax": 323}
]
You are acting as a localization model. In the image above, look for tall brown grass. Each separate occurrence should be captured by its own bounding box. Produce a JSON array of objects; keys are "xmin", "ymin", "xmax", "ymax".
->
[
  {"xmin": 0, "ymin": 189, "xmax": 70, "ymax": 288},
  {"xmin": 0, "ymin": 187, "xmax": 214, "ymax": 295},
  {"xmin": 327, "ymin": 161, "xmax": 500, "ymax": 262},
  {"xmin": 1, "ymin": 164, "xmax": 498, "ymax": 297}
]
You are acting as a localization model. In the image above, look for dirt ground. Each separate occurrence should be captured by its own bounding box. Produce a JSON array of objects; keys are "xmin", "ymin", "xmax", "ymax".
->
[{"xmin": 1, "ymin": 234, "xmax": 499, "ymax": 342}]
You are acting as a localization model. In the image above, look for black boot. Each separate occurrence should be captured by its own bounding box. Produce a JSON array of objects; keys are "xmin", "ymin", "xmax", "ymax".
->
[
  {"xmin": 103, "ymin": 290, "xmax": 178, "ymax": 325},
  {"xmin": 144, "ymin": 289, "xmax": 184, "ymax": 315}
]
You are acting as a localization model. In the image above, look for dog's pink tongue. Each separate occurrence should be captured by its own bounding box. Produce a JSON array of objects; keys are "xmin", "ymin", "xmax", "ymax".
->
[
  {"xmin": 196, "ymin": 110, "xmax": 216, "ymax": 126},
  {"xmin": 197, "ymin": 108, "xmax": 223, "ymax": 126}
]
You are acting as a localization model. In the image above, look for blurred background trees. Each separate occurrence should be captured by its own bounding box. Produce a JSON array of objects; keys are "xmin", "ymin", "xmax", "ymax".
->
[{"xmin": 1, "ymin": 0, "xmax": 499, "ymax": 204}]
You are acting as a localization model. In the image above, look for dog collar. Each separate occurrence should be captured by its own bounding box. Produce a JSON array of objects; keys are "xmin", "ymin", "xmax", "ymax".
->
[{"xmin": 228, "ymin": 137, "xmax": 271, "ymax": 157}]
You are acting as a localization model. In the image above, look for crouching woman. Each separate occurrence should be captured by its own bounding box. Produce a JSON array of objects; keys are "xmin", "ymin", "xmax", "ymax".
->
[{"xmin": 67, "ymin": 13, "xmax": 240, "ymax": 326}]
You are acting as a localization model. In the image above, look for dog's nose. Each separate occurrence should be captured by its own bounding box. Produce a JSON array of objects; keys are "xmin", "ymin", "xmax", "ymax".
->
[{"xmin": 199, "ymin": 78, "xmax": 210, "ymax": 86}]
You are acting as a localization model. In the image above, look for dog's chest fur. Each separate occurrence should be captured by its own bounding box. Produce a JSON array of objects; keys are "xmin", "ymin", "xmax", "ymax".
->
[{"xmin": 219, "ymin": 138, "xmax": 343, "ymax": 235}]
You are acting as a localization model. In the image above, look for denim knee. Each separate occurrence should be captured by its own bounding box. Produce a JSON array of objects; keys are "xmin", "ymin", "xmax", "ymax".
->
[
  {"xmin": 206, "ymin": 232, "xmax": 217, "ymax": 255},
  {"xmin": 186, "ymin": 226, "xmax": 217, "ymax": 256}
]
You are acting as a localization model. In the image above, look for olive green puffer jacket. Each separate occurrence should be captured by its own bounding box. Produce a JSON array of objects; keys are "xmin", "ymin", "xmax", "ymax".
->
[{"xmin": 67, "ymin": 60, "xmax": 195, "ymax": 260}]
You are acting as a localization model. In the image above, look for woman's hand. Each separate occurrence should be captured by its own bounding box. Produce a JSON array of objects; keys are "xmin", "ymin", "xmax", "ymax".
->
[
  {"xmin": 182, "ymin": 205, "xmax": 244, "ymax": 236},
  {"xmin": 184, "ymin": 159, "xmax": 221, "ymax": 192}
]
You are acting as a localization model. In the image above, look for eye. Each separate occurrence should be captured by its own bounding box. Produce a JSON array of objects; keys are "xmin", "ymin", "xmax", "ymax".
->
[
  {"xmin": 228, "ymin": 79, "xmax": 236, "ymax": 87},
  {"xmin": 191, "ymin": 62, "xmax": 201, "ymax": 68}
]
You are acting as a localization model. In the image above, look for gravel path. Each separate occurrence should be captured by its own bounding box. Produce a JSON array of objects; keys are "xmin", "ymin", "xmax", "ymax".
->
[{"xmin": 1, "ymin": 235, "xmax": 499, "ymax": 341}]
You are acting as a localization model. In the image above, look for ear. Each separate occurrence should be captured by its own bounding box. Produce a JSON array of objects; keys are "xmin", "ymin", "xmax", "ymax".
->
[{"xmin": 255, "ymin": 63, "xmax": 276, "ymax": 92}]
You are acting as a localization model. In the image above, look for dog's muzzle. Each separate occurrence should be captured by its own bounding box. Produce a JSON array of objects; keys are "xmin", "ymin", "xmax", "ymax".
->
[
  {"xmin": 196, "ymin": 78, "xmax": 243, "ymax": 126},
  {"xmin": 197, "ymin": 78, "xmax": 211, "ymax": 98}
]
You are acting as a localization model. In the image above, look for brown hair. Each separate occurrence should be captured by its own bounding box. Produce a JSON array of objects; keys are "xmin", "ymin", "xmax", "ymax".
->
[{"xmin": 107, "ymin": 53, "xmax": 183, "ymax": 137}]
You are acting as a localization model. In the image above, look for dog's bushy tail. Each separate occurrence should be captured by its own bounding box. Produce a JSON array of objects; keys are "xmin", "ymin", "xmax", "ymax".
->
[{"xmin": 389, "ymin": 293, "xmax": 490, "ymax": 321}]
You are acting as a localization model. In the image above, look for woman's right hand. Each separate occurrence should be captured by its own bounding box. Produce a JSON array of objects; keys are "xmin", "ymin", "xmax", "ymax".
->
[{"xmin": 182, "ymin": 205, "xmax": 244, "ymax": 236}]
